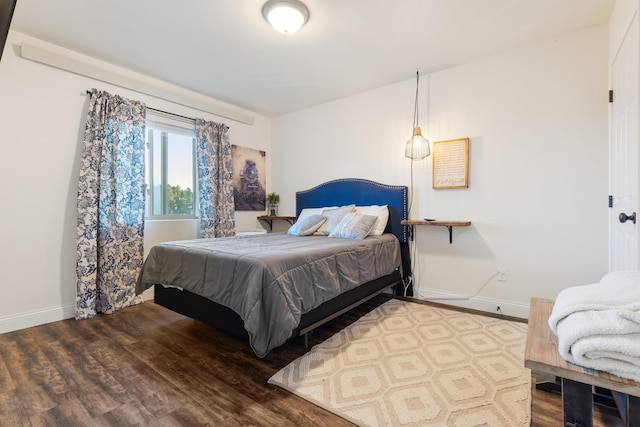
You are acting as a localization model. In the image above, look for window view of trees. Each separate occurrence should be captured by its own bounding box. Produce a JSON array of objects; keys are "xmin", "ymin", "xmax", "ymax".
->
[
  {"xmin": 146, "ymin": 122, "xmax": 196, "ymax": 218},
  {"xmin": 167, "ymin": 184, "xmax": 194, "ymax": 215}
]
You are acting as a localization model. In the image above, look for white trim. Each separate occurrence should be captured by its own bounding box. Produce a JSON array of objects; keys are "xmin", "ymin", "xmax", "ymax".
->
[
  {"xmin": 0, "ymin": 304, "xmax": 75, "ymax": 334},
  {"xmin": 0, "ymin": 296, "xmax": 156, "ymax": 333},
  {"xmin": 414, "ymin": 288, "xmax": 531, "ymax": 319},
  {"xmin": 141, "ymin": 286, "xmax": 155, "ymax": 302},
  {"xmin": 19, "ymin": 41, "xmax": 255, "ymax": 126}
]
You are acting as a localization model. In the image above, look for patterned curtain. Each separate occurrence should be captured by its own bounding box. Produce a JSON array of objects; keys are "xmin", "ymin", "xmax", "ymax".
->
[
  {"xmin": 195, "ymin": 118, "xmax": 236, "ymax": 238},
  {"xmin": 76, "ymin": 89, "xmax": 146, "ymax": 319}
]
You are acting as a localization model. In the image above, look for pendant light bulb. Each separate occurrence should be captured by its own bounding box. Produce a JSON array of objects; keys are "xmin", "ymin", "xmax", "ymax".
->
[{"xmin": 405, "ymin": 72, "xmax": 430, "ymax": 160}]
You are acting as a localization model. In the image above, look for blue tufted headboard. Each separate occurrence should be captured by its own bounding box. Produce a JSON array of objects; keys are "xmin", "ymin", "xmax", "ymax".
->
[{"xmin": 295, "ymin": 178, "xmax": 408, "ymax": 243}]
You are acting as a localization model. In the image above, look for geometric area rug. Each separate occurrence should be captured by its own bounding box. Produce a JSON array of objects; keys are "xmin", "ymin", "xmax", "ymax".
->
[{"xmin": 269, "ymin": 299, "xmax": 531, "ymax": 427}]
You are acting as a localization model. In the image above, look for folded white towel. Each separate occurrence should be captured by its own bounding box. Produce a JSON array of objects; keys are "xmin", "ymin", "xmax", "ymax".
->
[
  {"xmin": 548, "ymin": 271, "xmax": 640, "ymax": 382},
  {"xmin": 548, "ymin": 271, "xmax": 640, "ymax": 333}
]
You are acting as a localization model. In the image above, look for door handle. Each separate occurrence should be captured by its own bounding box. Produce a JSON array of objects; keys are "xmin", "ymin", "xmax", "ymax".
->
[{"xmin": 619, "ymin": 212, "xmax": 636, "ymax": 224}]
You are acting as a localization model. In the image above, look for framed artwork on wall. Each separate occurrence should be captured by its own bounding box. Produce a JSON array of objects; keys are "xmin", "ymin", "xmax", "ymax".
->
[
  {"xmin": 231, "ymin": 145, "xmax": 266, "ymax": 211},
  {"xmin": 432, "ymin": 138, "xmax": 469, "ymax": 189},
  {"xmin": 0, "ymin": 0, "xmax": 17, "ymax": 62}
]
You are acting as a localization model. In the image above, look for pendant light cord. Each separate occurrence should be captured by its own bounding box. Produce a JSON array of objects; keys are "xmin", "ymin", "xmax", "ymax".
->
[
  {"xmin": 413, "ymin": 71, "xmax": 419, "ymax": 128},
  {"xmin": 405, "ymin": 70, "xmax": 423, "ymax": 296},
  {"xmin": 405, "ymin": 73, "xmax": 418, "ymax": 297}
]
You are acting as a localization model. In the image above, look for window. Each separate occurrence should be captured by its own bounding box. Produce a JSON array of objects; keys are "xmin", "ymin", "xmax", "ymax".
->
[{"xmin": 145, "ymin": 114, "xmax": 196, "ymax": 219}]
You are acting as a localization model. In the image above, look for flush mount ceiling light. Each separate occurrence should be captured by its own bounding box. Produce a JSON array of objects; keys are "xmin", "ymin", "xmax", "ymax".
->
[{"xmin": 262, "ymin": 0, "xmax": 310, "ymax": 34}]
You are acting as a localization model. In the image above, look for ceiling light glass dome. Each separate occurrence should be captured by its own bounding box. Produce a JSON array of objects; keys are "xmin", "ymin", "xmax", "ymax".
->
[{"xmin": 262, "ymin": 0, "xmax": 310, "ymax": 34}]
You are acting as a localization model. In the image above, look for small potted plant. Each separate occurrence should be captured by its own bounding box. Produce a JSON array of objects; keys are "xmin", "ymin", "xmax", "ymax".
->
[{"xmin": 266, "ymin": 192, "xmax": 280, "ymax": 216}]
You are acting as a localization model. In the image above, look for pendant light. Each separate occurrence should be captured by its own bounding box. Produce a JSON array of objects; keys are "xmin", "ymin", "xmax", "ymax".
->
[
  {"xmin": 405, "ymin": 71, "xmax": 430, "ymax": 160},
  {"xmin": 262, "ymin": 0, "xmax": 310, "ymax": 34}
]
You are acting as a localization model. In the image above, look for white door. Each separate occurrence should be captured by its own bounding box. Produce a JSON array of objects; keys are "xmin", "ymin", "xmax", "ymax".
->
[{"xmin": 610, "ymin": 13, "xmax": 639, "ymax": 271}]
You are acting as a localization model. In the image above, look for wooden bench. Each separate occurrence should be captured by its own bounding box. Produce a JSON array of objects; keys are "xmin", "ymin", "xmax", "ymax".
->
[{"xmin": 525, "ymin": 297, "xmax": 640, "ymax": 427}]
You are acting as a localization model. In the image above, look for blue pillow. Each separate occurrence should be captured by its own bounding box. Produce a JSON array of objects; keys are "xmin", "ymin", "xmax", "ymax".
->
[
  {"xmin": 329, "ymin": 213, "xmax": 378, "ymax": 239},
  {"xmin": 287, "ymin": 215, "xmax": 327, "ymax": 236}
]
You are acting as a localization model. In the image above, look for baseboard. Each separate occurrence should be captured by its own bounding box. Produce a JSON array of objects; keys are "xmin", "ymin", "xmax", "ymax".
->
[
  {"xmin": 0, "ymin": 304, "xmax": 75, "ymax": 334},
  {"xmin": 412, "ymin": 288, "xmax": 531, "ymax": 319},
  {"xmin": 0, "ymin": 288, "xmax": 529, "ymax": 334},
  {"xmin": 0, "ymin": 290, "xmax": 155, "ymax": 335},
  {"xmin": 141, "ymin": 286, "xmax": 154, "ymax": 301}
]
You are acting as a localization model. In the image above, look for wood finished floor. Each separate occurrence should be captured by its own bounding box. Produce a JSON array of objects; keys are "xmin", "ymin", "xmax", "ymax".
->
[{"xmin": 0, "ymin": 295, "xmax": 624, "ymax": 426}]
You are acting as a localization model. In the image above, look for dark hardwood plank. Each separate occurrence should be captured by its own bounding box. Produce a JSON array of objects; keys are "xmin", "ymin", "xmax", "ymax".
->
[
  {"xmin": 158, "ymin": 402, "xmax": 237, "ymax": 426},
  {"xmin": 0, "ymin": 389, "xmax": 31, "ymax": 427},
  {"xmin": 29, "ymin": 397, "xmax": 93, "ymax": 427},
  {"xmin": 0, "ymin": 295, "xmax": 627, "ymax": 426},
  {"xmin": 92, "ymin": 401, "xmax": 158, "ymax": 427},
  {"xmin": 0, "ymin": 329, "xmax": 75, "ymax": 418}
]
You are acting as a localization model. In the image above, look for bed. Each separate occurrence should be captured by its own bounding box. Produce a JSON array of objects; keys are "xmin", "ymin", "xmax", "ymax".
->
[{"xmin": 136, "ymin": 178, "xmax": 411, "ymax": 357}]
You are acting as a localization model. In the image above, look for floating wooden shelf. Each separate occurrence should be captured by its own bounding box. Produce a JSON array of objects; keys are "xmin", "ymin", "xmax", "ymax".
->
[
  {"xmin": 401, "ymin": 219, "xmax": 471, "ymax": 244},
  {"xmin": 257, "ymin": 215, "xmax": 296, "ymax": 231}
]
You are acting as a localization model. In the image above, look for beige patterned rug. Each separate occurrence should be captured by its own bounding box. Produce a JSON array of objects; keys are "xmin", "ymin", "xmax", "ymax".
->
[{"xmin": 269, "ymin": 299, "xmax": 530, "ymax": 427}]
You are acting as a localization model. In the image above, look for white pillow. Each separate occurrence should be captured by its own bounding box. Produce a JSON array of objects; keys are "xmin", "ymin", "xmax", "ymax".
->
[
  {"xmin": 314, "ymin": 205, "xmax": 355, "ymax": 236},
  {"xmin": 287, "ymin": 215, "xmax": 327, "ymax": 236},
  {"xmin": 329, "ymin": 213, "xmax": 378, "ymax": 239},
  {"xmin": 297, "ymin": 206, "xmax": 337, "ymax": 222},
  {"xmin": 354, "ymin": 205, "xmax": 389, "ymax": 236}
]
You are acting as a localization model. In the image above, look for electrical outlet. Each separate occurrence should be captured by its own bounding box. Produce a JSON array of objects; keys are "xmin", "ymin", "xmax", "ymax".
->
[{"xmin": 498, "ymin": 267, "xmax": 508, "ymax": 282}]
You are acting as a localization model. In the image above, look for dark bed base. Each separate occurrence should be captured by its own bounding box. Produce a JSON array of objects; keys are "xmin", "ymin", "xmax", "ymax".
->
[{"xmin": 154, "ymin": 269, "xmax": 402, "ymax": 352}]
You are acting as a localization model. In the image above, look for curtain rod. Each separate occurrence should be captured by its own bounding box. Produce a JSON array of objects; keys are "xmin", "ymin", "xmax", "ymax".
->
[
  {"xmin": 147, "ymin": 107, "xmax": 195, "ymax": 124},
  {"xmin": 85, "ymin": 90, "xmax": 197, "ymax": 124}
]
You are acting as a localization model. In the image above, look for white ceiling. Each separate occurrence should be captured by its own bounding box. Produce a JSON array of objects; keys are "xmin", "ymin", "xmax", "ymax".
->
[{"xmin": 10, "ymin": 0, "xmax": 615, "ymax": 117}]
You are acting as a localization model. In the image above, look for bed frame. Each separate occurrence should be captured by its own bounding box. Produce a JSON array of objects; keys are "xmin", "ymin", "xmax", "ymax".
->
[{"xmin": 154, "ymin": 178, "xmax": 411, "ymax": 353}]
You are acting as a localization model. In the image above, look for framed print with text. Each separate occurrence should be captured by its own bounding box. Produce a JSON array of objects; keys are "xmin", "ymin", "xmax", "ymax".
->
[{"xmin": 432, "ymin": 138, "xmax": 469, "ymax": 189}]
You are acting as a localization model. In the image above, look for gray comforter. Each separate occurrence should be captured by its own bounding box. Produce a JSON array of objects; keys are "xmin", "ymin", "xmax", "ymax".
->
[{"xmin": 136, "ymin": 232, "xmax": 401, "ymax": 357}]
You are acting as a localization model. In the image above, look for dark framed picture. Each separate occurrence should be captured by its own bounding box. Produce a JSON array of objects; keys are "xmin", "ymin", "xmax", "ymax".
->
[
  {"xmin": 0, "ymin": 0, "xmax": 17, "ymax": 61},
  {"xmin": 231, "ymin": 145, "xmax": 266, "ymax": 211}
]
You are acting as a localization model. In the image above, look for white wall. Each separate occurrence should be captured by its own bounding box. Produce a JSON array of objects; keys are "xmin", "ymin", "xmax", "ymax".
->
[
  {"xmin": 272, "ymin": 25, "xmax": 610, "ymax": 318},
  {"xmin": 609, "ymin": 0, "xmax": 638, "ymax": 55},
  {"xmin": 0, "ymin": 31, "xmax": 272, "ymax": 332},
  {"xmin": 0, "ymin": 23, "xmax": 610, "ymax": 331}
]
